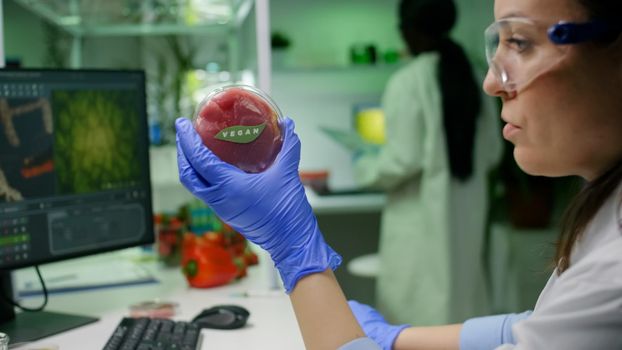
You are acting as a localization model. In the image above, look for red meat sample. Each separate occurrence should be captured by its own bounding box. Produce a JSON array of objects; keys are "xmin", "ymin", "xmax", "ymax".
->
[{"xmin": 193, "ymin": 86, "xmax": 283, "ymax": 173}]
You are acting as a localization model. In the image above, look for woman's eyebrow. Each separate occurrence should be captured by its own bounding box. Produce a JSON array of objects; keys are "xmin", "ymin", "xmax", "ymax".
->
[{"xmin": 499, "ymin": 11, "xmax": 529, "ymax": 19}]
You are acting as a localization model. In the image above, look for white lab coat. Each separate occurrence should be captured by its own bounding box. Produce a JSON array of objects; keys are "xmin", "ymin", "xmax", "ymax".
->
[
  {"xmin": 497, "ymin": 181, "xmax": 622, "ymax": 349},
  {"xmin": 354, "ymin": 52, "xmax": 503, "ymax": 325}
]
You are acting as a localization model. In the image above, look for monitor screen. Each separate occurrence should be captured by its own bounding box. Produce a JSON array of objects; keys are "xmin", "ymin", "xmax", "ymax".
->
[{"xmin": 0, "ymin": 69, "xmax": 154, "ymax": 270}]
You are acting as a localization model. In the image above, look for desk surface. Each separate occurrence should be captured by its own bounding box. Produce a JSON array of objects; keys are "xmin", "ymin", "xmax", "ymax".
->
[{"xmin": 12, "ymin": 249, "xmax": 304, "ymax": 350}]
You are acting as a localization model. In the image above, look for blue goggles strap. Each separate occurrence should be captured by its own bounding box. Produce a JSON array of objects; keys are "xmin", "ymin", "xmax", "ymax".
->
[{"xmin": 548, "ymin": 21, "xmax": 621, "ymax": 45}]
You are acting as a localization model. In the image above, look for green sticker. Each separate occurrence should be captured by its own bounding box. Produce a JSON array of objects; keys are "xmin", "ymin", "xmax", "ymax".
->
[{"xmin": 215, "ymin": 123, "xmax": 267, "ymax": 143}]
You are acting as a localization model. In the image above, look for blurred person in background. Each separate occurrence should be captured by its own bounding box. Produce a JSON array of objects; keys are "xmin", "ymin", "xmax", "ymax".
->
[{"xmin": 352, "ymin": 0, "xmax": 503, "ymax": 325}]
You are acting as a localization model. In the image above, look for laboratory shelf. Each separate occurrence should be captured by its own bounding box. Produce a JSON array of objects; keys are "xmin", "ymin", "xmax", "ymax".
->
[
  {"xmin": 12, "ymin": 0, "xmax": 255, "ymax": 36},
  {"xmin": 305, "ymin": 187, "xmax": 386, "ymax": 215},
  {"xmin": 10, "ymin": 0, "xmax": 272, "ymax": 98}
]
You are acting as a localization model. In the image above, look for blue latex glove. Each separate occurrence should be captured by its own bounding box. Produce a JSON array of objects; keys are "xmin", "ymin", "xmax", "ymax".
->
[
  {"xmin": 176, "ymin": 117, "xmax": 341, "ymax": 293},
  {"xmin": 348, "ymin": 300, "xmax": 410, "ymax": 350}
]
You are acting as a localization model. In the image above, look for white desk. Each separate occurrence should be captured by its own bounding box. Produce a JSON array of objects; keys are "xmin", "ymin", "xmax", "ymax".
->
[{"xmin": 11, "ymin": 250, "xmax": 304, "ymax": 350}]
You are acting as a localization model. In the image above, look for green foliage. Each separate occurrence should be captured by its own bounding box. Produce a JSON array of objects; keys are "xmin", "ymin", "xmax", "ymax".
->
[
  {"xmin": 44, "ymin": 23, "xmax": 69, "ymax": 68},
  {"xmin": 271, "ymin": 32, "xmax": 291, "ymax": 49},
  {"xmin": 52, "ymin": 90, "xmax": 141, "ymax": 194}
]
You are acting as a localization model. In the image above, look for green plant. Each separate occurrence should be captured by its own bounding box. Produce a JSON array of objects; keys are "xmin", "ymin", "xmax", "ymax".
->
[
  {"xmin": 271, "ymin": 32, "xmax": 291, "ymax": 49},
  {"xmin": 168, "ymin": 36, "xmax": 197, "ymax": 118},
  {"xmin": 44, "ymin": 23, "xmax": 69, "ymax": 68}
]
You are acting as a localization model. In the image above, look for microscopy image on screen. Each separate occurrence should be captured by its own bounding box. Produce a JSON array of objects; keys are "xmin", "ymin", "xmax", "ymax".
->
[
  {"xmin": 0, "ymin": 97, "xmax": 56, "ymax": 202},
  {"xmin": 52, "ymin": 90, "xmax": 142, "ymax": 195}
]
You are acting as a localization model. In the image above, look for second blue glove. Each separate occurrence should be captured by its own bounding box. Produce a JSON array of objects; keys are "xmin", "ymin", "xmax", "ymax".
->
[{"xmin": 348, "ymin": 300, "xmax": 410, "ymax": 350}]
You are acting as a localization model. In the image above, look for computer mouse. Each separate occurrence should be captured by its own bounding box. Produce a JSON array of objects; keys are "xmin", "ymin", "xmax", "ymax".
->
[{"xmin": 191, "ymin": 304, "xmax": 250, "ymax": 330}]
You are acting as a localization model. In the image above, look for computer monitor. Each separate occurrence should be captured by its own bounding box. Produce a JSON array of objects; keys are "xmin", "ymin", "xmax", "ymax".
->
[{"xmin": 0, "ymin": 69, "xmax": 154, "ymax": 342}]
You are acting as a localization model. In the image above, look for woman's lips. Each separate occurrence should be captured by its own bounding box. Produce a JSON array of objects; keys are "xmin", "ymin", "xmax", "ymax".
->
[{"xmin": 503, "ymin": 122, "xmax": 521, "ymax": 140}]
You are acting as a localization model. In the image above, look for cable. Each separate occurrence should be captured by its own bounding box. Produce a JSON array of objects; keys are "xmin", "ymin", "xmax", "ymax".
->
[{"xmin": 0, "ymin": 265, "xmax": 48, "ymax": 312}]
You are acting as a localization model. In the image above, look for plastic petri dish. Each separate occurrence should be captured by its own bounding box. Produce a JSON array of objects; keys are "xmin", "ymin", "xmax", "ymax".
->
[
  {"xmin": 129, "ymin": 300, "xmax": 178, "ymax": 318},
  {"xmin": 192, "ymin": 84, "xmax": 284, "ymax": 173}
]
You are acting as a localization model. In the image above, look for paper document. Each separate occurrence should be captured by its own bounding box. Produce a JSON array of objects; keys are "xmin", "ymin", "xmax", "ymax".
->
[
  {"xmin": 15, "ymin": 255, "xmax": 158, "ymax": 297},
  {"xmin": 319, "ymin": 126, "xmax": 368, "ymax": 152}
]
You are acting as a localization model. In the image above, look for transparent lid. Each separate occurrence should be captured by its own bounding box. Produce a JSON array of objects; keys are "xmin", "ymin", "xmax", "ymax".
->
[
  {"xmin": 195, "ymin": 85, "xmax": 283, "ymax": 121},
  {"xmin": 192, "ymin": 84, "xmax": 284, "ymax": 173}
]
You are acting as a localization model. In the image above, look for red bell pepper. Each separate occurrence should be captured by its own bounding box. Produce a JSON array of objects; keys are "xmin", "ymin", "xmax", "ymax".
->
[{"xmin": 181, "ymin": 234, "xmax": 238, "ymax": 288}]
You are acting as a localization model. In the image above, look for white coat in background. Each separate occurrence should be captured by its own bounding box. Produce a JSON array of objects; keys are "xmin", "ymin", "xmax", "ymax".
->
[{"xmin": 354, "ymin": 52, "xmax": 503, "ymax": 325}]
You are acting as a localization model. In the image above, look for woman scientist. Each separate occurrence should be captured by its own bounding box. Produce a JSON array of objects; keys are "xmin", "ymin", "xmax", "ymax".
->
[
  {"xmin": 351, "ymin": 0, "xmax": 502, "ymax": 326},
  {"xmin": 175, "ymin": 0, "xmax": 622, "ymax": 347}
]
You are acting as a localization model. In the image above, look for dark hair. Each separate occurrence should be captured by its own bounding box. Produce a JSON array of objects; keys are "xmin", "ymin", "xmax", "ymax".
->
[
  {"xmin": 556, "ymin": 162, "xmax": 622, "ymax": 273},
  {"xmin": 578, "ymin": 0, "xmax": 622, "ymax": 23},
  {"xmin": 399, "ymin": 0, "xmax": 481, "ymax": 181},
  {"xmin": 555, "ymin": 0, "xmax": 622, "ymax": 274}
]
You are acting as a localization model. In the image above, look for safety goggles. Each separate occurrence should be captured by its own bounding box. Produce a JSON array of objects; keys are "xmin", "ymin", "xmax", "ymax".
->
[{"xmin": 485, "ymin": 17, "xmax": 621, "ymax": 93}]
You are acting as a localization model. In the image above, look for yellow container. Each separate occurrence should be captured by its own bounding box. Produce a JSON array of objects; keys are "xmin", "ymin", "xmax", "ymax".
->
[{"xmin": 355, "ymin": 107, "xmax": 385, "ymax": 145}]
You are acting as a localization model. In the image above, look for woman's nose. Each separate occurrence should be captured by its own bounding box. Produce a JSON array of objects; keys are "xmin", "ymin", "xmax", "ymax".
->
[{"xmin": 483, "ymin": 69, "xmax": 506, "ymax": 97}]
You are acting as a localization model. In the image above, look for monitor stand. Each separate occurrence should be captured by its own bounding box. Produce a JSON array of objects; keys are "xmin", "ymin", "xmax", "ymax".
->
[{"xmin": 0, "ymin": 271, "xmax": 99, "ymax": 344}]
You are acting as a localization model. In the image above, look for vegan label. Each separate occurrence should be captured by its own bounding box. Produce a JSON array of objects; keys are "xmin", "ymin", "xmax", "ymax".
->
[{"xmin": 215, "ymin": 123, "xmax": 266, "ymax": 143}]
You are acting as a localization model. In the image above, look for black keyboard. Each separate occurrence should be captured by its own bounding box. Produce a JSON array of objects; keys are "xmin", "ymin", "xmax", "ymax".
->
[{"xmin": 103, "ymin": 317, "xmax": 202, "ymax": 350}]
